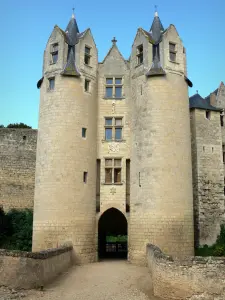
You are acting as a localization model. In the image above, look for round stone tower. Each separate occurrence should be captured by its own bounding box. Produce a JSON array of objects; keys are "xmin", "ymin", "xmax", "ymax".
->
[
  {"xmin": 32, "ymin": 14, "xmax": 98, "ymax": 263},
  {"xmin": 129, "ymin": 12, "xmax": 194, "ymax": 265}
]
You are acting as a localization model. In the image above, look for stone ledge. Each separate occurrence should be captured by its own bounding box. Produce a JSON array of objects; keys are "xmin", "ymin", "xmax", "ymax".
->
[{"xmin": 0, "ymin": 245, "xmax": 73, "ymax": 259}]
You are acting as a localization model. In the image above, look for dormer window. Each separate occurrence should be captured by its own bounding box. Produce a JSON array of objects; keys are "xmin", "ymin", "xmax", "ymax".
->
[
  {"xmin": 169, "ymin": 42, "xmax": 176, "ymax": 62},
  {"xmin": 50, "ymin": 43, "xmax": 58, "ymax": 64},
  {"xmin": 136, "ymin": 45, "xmax": 143, "ymax": 65},
  {"xmin": 84, "ymin": 46, "xmax": 91, "ymax": 65}
]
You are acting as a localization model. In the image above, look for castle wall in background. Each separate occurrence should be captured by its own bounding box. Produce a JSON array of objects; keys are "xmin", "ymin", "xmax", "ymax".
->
[{"xmin": 0, "ymin": 129, "xmax": 37, "ymax": 211}]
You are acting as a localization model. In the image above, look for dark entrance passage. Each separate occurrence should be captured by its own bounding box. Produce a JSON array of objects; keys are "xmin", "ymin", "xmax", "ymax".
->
[{"xmin": 98, "ymin": 208, "xmax": 127, "ymax": 259}]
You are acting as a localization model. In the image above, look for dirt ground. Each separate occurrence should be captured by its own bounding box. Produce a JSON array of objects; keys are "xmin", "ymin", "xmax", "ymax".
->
[{"xmin": 1, "ymin": 260, "xmax": 161, "ymax": 300}]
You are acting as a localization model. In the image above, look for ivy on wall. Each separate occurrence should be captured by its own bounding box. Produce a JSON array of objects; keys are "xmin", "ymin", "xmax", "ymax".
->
[
  {"xmin": 195, "ymin": 225, "xmax": 225, "ymax": 256},
  {"xmin": 0, "ymin": 208, "xmax": 33, "ymax": 251}
]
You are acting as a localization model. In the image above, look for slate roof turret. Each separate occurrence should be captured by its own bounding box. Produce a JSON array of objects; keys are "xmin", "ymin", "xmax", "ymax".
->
[
  {"xmin": 61, "ymin": 12, "xmax": 80, "ymax": 77},
  {"xmin": 65, "ymin": 13, "xmax": 79, "ymax": 46},
  {"xmin": 189, "ymin": 93, "xmax": 221, "ymax": 111},
  {"xmin": 149, "ymin": 11, "xmax": 164, "ymax": 44}
]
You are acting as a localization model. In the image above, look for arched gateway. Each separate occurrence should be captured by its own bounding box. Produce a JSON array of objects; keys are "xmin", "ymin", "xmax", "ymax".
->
[{"xmin": 98, "ymin": 208, "xmax": 127, "ymax": 259}]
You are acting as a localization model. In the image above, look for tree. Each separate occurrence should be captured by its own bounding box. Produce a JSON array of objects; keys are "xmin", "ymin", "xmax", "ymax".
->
[
  {"xmin": 7, "ymin": 123, "xmax": 32, "ymax": 129},
  {"xmin": 0, "ymin": 125, "xmax": 4, "ymax": 128}
]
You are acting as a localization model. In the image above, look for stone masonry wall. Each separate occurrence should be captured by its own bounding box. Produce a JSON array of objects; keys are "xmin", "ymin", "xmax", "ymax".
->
[
  {"xmin": 147, "ymin": 243, "xmax": 225, "ymax": 300},
  {"xmin": 0, "ymin": 245, "xmax": 73, "ymax": 289},
  {"xmin": 190, "ymin": 109, "xmax": 225, "ymax": 246},
  {"xmin": 0, "ymin": 129, "xmax": 37, "ymax": 211}
]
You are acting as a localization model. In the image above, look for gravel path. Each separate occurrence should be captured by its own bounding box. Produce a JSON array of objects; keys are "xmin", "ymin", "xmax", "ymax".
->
[{"xmin": 23, "ymin": 260, "xmax": 160, "ymax": 300}]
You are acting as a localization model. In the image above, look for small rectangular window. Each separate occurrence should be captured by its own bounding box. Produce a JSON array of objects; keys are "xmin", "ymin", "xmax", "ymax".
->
[
  {"xmin": 105, "ymin": 158, "xmax": 122, "ymax": 184},
  {"xmin": 220, "ymin": 113, "xmax": 224, "ymax": 127},
  {"xmin": 106, "ymin": 78, "xmax": 113, "ymax": 84},
  {"xmin": 169, "ymin": 43, "xmax": 176, "ymax": 52},
  {"xmin": 104, "ymin": 117, "xmax": 123, "ymax": 141},
  {"xmin": 105, "ymin": 77, "xmax": 124, "ymax": 99},
  {"xmin": 106, "ymin": 87, "xmax": 113, "ymax": 98},
  {"xmin": 84, "ymin": 79, "xmax": 90, "ymax": 92},
  {"xmin": 114, "ymin": 159, "xmax": 121, "ymax": 167},
  {"xmin": 137, "ymin": 45, "xmax": 143, "ymax": 65},
  {"xmin": 169, "ymin": 42, "xmax": 176, "ymax": 62},
  {"xmin": 48, "ymin": 77, "xmax": 55, "ymax": 90},
  {"xmin": 115, "ymin": 78, "xmax": 122, "ymax": 85},
  {"xmin": 105, "ymin": 159, "xmax": 113, "ymax": 166},
  {"xmin": 82, "ymin": 128, "xmax": 87, "ymax": 138},
  {"xmin": 105, "ymin": 128, "xmax": 112, "ymax": 140},
  {"xmin": 115, "ymin": 118, "xmax": 122, "ymax": 126},
  {"xmin": 115, "ymin": 128, "xmax": 122, "ymax": 140},
  {"xmin": 206, "ymin": 111, "xmax": 211, "ymax": 120},
  {"xmin": 50, "ymin": 43, "xmax": 58, "ymax": 64},
  {"xmin": 85, "ymin": 46, "xmax": 91, "ymax": 54},
  {"xmin": 83, "ymin": 172, "xmax": 88, "ymax": 183},
  {"xmin": 114, "ymin": 168, "xmax": 121, "ymax": 183},
  {"xmin": 84, "ymin": 46, "xmax": 91, "ymax": 65},
  {"xmin": 105, "ymin": 168, "xmax": 112, "ymax": 183},
  {"xmin": 115, "ymin": 86, "xmax": 122, "ymax": 98},
  {"xmin": 105, "ymin": 118, "xmax": 113, "ymax": 126}
]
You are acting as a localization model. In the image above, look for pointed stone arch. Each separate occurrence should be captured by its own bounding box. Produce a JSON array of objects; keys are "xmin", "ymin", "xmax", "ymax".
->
[{"xmin": 98, "ymin": 207, "xmax": 128, "ymax": 259}]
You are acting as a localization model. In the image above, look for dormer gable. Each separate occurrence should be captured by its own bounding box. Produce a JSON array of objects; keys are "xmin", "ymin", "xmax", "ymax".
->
[{"xmin": 100, "ymin": 39, "xmax": 128, "ymax": 71}]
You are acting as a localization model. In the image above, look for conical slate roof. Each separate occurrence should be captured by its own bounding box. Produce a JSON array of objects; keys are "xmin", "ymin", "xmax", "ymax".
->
[
  {"xmin": 61, "ymin": 13, "xmax": 80, "ymax": 77},
  {"xmin": 149, "ymin": 11, "xmax": 164, "ymax": 44},
  {"xmin": 65, "ymin": 13, "xmax": 79, "ymax": 46}
]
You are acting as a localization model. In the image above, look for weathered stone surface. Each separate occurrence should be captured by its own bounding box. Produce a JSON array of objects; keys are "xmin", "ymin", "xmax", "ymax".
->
[
  {"xmin": 190, "ymin": 109, "xmax": 225, "ymax": 246},
  {"xmin": 0, "ymin": 246, "xmax": 73, "ymax": 289},
  {"xmin": 147, "ymin": 244, "xmax": 225, "ymax": 300},
  {"xmin": 0, "ymin": 129, "xmax": 37, "ymax": 211}
]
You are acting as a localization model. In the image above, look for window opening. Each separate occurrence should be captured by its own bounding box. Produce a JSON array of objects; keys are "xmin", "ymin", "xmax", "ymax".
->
[
  {"xmin": 48, "ymin": 77, "xmax": 55, "ymax": 90},
  {"xmin": 105, "ymin": 158, "xmax": 122, "ymax": 184},
  {"xmin": 50, "ymin": 43, "xmax": 58, "ymax": 64},
  {"xmin": 169, "ymin": 42, "xmax": 176, "ymax": 62},
  {"xmin": 136, "ymin": 45, "xmax": 143, "ymax": 65},
  {"xmin": 104, "ymin": 117, "xmax": 123, "ymax": 141},
  {"xmin": 84, "ymin": 46, "xmax": 91, "ymax": 65}
]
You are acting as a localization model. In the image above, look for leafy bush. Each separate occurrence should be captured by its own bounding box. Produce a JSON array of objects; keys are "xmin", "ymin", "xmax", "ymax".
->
[
  {"xmin": 106, "ymin": 235, "xmax": 127, "ymax": 242},
  {"xmin": 195, "ymin": 225, "xmax": 225, "ymax": 257},
  {"xmin": 7, "ymin": 123, "xmax": 32, "ymax": 129},
  {"xmin": 0, "ymin": 208, "xmax": 33, "ymax": 251}
]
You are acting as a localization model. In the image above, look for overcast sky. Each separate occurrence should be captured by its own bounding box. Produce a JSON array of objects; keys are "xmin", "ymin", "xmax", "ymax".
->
[{"xmin": 0, "ymin": 0, "xmax": 224, "ymax": 128}]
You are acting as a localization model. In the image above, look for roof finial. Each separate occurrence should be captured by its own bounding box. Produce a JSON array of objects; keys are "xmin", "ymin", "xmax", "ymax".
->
[
  {"xmin": 196, "ymin": 90, "xmax": 199, "ymax": 94},
  {"xmin": 72, "ymin": 7, "xmax": 75, "ymax": 18},
  {"xmin": 112, "ymin": 37, "xmax": 117, "ymax": 44},
  {"xmin": 154, "ymin": 5, "xmax": 158, "ymax": 17}
]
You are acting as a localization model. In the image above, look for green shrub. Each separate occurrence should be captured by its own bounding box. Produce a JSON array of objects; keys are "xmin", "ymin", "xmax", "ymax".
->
[
  {"xmin": 6, "ymin": 123, "xmax": 32, "ymax": 129},
  {"xmin": 213, "ymin": 245, "xmax": 225, "ymax": 256},
  {"xmin": 0, "ymin": 208, "xmax": 33, "ymax": 251},
  {"xmin": 195, "ymin": 225, "xmax": 225, "ymax": 257}
]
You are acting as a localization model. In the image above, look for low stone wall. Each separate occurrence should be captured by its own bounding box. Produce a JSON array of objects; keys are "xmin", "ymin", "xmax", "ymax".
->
[
  {"xmin": 0, "ymin": 245, "xmax": 74, "ymax": 289},
  {"xmin": 147, "ymin": 244, "xmax": 225, "ymax": 300}
]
